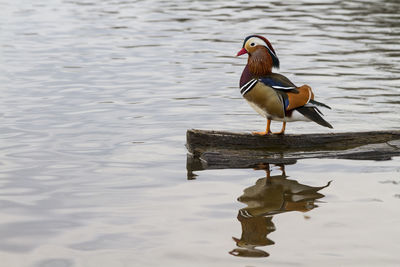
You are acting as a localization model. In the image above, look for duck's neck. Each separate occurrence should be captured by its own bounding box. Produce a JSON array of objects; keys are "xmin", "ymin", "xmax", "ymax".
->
[
  {"xmin": 248, "ymin": 47, "xmax": 273, "ymax": 77},
  {"xmin": 239, "ymin": 65, "xmax": 253, "ymax": 88},
  {"xmin": 240, "ymin": 64, "xmax": 272, "ymax": 88},
  {"xmin": 240, "ymin": 48, "xmax": 274, "ymax": 88}
]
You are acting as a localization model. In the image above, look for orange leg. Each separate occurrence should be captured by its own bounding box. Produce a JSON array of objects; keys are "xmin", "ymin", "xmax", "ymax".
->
[
  {"xmin": 272, "ymin": 122, "xmax": 286, "ymax": 135},
  {"xmin": 276, "ymin": 164, "xmax": 286, "ymax": 176},
  {"xmin": 252, "ymin": 119, "xmax": 272, "ymax": 135}
]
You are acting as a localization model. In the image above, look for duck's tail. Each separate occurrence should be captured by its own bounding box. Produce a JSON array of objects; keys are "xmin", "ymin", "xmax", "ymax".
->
[
  {"xmin": 296, "ymin": 105, "xmax": 333, "ymax": 129},
  {"xmin": 309, "ymin": 99, "xmax": 331, "ymax": 110}
]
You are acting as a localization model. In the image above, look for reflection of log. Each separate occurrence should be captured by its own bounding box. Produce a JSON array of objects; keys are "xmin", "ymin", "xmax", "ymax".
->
[{"xmin": 186, "ymin": 129, "xmax": 400, "ymax": 173}]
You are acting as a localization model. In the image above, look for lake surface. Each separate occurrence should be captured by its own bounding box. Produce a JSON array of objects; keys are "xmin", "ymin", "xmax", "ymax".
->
[{"xmin": 1, "ymin": 0, "xmax": 400, "ymax": 266}]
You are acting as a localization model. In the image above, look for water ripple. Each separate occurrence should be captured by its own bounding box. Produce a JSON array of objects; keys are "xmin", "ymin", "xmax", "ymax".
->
[{"xmin": 1, "ymin": 0, "xmax": 400, "ymax": 265}]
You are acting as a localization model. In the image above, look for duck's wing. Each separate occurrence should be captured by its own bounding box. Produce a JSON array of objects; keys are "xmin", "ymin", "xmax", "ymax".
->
[
  {"xmin": 259, "ymin": 73, "xmax": 333, "ymax": 128},
  {"xmin": 260, "ymin": 73, "xmax": 331, "ymax": 111},
  {"xmin": 259, "ymin": 73, "xmax": 298, "ymax": 92},
  {"xmin": 259, "ymin": 73, "xmax": 310, "ymax": 111}
]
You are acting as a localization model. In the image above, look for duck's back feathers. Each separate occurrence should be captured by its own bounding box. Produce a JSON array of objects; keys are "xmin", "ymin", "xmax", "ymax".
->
[
  {"xmin": 284, "ymin": 85, "xmax": 314, "ymax": 111},
  {"xmin": 259, "ymin": 73, "xmax": 297, "ymax": 91}
]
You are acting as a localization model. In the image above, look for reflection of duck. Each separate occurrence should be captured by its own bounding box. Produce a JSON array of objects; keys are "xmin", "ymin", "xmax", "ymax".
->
[
  {"xmin": 239, "ymin": 164, "xmax": 331, "ymax": 217},
  {"xmin": 229, "ymin": 214, "xmax": 274, "ymax": 257},
  {"xmin": 230, "ymin": 164, "xmax": 331, "ymax": 257}
]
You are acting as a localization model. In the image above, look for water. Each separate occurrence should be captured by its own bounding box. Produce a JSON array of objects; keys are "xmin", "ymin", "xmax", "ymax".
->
[{"xmin": 1, "ymin": 0, "xmax": 400, "ymax": 266}]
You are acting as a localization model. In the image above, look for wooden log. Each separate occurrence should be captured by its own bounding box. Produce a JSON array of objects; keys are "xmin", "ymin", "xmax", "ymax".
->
[
  {"xmin": 187, "ymin": 129, "xmax": 400, "ymax": 154},
  {"xmin": 186, "ymin": 129, "xmax": 400, "ymax": 177}
]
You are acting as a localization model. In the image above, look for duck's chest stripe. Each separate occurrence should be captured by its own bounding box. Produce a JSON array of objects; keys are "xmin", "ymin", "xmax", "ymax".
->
[{"xmin": 240, "ymin": 79, "xmax": 258, "ymax": 96}]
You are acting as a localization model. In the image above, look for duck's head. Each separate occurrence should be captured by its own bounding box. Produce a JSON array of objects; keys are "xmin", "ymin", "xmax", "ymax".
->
[{"xmin": 236, "ymin": 35, "xmax": 280, "ymax": 70}]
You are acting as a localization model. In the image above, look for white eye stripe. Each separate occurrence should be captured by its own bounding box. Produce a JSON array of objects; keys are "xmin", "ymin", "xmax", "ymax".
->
[
  {"xmin": 247, "ymin": 37, "xmax": 277, "ymax": 58},
  {"xmin": 247, "ymin": 37, "xmax": 267, "ymax": 47}
]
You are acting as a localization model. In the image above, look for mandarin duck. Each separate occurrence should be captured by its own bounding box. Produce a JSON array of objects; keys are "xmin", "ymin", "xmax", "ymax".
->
[{"xmin": 237, "ymin": 35, "xmax": 333, "ymax": 135}]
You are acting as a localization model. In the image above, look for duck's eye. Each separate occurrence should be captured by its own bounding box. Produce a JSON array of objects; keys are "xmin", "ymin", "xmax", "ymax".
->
[{"xmin": 250, "ymin": 42, "xmax": 256, "ymax": 47}]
